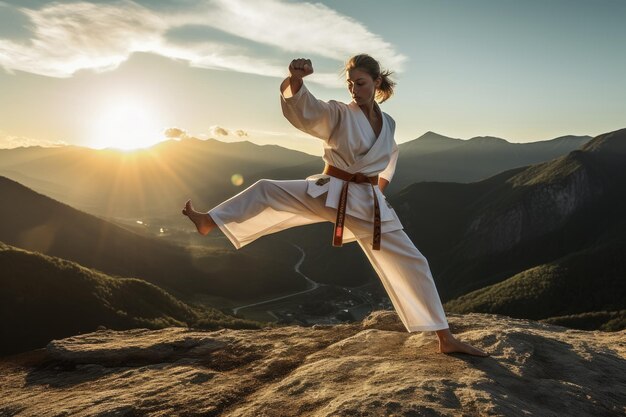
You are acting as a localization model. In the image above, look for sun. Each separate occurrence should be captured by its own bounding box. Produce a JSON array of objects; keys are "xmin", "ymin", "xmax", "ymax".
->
[{"xmin": 90, "ymin": 96, "xmax": 164, "ymax": 150}]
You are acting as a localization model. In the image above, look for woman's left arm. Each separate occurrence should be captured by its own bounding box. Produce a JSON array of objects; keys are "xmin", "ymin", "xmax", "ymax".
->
[
  {"xmin": 378, "ymin": 143, "xmax": 399, "ymax": 192},
  {"xmin": 378, "ymin": 177, "xmax": 390, "ymax": 193}
]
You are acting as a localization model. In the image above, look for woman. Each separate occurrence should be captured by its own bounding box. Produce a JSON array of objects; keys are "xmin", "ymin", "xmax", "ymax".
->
[{"xmin": 183, "ymin": 54, "xmax": 489, "ymax": 357}]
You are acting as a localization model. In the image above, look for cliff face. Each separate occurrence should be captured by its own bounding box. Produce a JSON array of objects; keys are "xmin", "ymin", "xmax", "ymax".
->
[
  {"xmin": 463, "ymin": 129, "xmax": 625, "ymax": 258},
  {"xmin": 466, "ymin": 158, "xmax": 598, "ymax": 256},
  {"xmin": 1, "ymin": 311, "xmax": 624, "ymax": 416}
]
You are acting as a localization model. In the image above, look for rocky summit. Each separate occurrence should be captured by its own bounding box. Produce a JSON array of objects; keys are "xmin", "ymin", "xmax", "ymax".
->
[{"xmin": 1, "ymin": 311, "xmax": 624, "ymax": 416}]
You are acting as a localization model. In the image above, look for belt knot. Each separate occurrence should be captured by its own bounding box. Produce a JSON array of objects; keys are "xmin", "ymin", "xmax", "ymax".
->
[
  {"xmin": 322, "ymin": 164, "xmax": 381, "ymax": 250},
  {"xmin": 352, "ymin": 172, "xmax": 371, "ymax": 183}
]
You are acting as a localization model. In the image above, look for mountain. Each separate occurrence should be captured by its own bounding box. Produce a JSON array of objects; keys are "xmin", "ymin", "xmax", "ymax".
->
[
  {"xmin": 0, "ymin": 242, "xmax": 262, "ymax": 356},
  {"xmin": 0, "ymin": 134, "xmax": 590, "ymax": 223},
  {"xmin": 0, "ymin": 176, "xmax": 308, "ymax": 300},
  {"xmin": 398, "ymin": 130, "xmax": 465, "ymax": 154},
  {"xmin": 1, "ymin": 311, "xmax": 624, "ymax": 416},
  {"xmin": 386, "ymin": 133, "xmax": 592, "ymax": 193},
  {"xmin": 0, "ymin": 138, "xmax": 318, "ymax": 219},
  {"xmin": 444, "ymin": 231, "xmax": 626, "ymax": 330},
  {"xmin": 240, "ymin": 131, "xmax": 617, "ymax": 330},
  {"xmin": 0, "ymin": 131, "xmax": 611, "ymax": 330},
  {"xmin": 388, "ymin": 128, "xmax": 626, "ymax": 327}
]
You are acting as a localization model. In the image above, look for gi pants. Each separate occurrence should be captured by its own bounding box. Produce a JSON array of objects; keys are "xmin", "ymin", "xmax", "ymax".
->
[{"xmin": 208, "ymin": 179, "xmax": 449, "ymax": 332}]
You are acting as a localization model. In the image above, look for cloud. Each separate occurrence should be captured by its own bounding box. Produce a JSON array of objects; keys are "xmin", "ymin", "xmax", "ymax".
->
[
  {"xmin": 0, "ymin": 132, "xmax": 67, "ymax": 149},
  {"xmin": 0, "ymin": 0, "xmax": 406, "ymax": 87},
  {"xmin": 163, "ymin": 127, "xmax": 188, "ymax": 140},
  {"xmin": 164, "ymin": 125, "xmax": 248, "ymax": 141},
  {"xmin": 186, "ymin": 0, "xmax": 406, "ymax": 72},
  {"xmin": 209, "ymin": 125, "xmax": 229, "ymax": 136},
  {"xmin": 0, "ymin": 1, "xmax": 165, "ymax": 78}
]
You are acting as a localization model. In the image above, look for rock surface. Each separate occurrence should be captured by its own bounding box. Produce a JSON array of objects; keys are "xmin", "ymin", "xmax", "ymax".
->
[{"xmin": 1, "ymin": 311, "xmax": 625, "ymax": 416}]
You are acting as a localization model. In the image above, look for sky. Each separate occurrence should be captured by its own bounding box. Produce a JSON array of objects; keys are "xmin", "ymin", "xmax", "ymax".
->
[{"xmin": 0, "ymin": 0, "xmax": 625, "ymax": 155}]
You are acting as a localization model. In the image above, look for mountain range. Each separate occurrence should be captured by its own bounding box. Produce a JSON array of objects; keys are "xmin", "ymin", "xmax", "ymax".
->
[
  {"xmin": 0, "ymin": 132, "xmax": 591, "ymax": 222},
  {"xmin": 278, "ymin": 128, "xmax": 625, "ymax": 331},
  {"xmin": 0, "ymin": 138, "xmax": 315, "ymax": 219},
  {"xmin": 0, "ymin": 127, "xmax": 622, "ymax": 356},
  {"xmin": 390, "ymin": 128, "xmax": 626, "ymax": 328},
  {"xmin": 388, "ymin": 132, "xmax": 591, "ymax": 192}
]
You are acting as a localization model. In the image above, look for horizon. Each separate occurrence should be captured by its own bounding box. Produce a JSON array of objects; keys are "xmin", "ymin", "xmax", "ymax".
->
[
  {"xmin": 1, "ymin": 0, "xmax": 625, "ymax": 152},
  {"xmin": 0, "ymin": 129, "xmax": 599, "ymax": 157}
]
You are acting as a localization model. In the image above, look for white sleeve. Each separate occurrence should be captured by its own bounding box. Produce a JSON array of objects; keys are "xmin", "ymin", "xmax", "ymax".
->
[
  {"xmin": 280, "ymin": 81, "xmax": 340, "ymax": 142},
  {"xmin": 379, "ymin": 142, "xmax": 399, "ymax": 183}
]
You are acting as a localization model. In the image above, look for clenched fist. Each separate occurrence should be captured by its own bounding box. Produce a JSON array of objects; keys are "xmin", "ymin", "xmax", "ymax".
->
[{"xmin": 289, "ymin": 58, "xmax": 314, "ymax": 79}]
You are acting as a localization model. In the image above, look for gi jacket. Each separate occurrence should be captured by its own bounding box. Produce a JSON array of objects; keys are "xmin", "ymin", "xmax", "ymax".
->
[{"xmin": 280, "ymin": 81, "xmax": 400, "ymax": 224}]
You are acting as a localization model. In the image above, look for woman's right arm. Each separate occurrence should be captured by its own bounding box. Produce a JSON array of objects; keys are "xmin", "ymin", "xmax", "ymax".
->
[
  {"xmin": 280, "ymin": 58, "xmax": 339, "ymax": 142},
  {"xmin": 281, "ymin": 58, "xmax": 311, "ymax": 96}
]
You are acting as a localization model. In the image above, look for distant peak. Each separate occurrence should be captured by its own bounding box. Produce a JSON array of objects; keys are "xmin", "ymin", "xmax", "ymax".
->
[{"xmin": 416, "ymin": 131, "xmax": 458, "ymax": 141}]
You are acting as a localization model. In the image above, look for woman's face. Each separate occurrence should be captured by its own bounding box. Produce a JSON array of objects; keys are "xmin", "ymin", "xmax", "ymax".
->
[{"xmin": 347, "ymin": 68, "xmax": 381, "ymax": 106}]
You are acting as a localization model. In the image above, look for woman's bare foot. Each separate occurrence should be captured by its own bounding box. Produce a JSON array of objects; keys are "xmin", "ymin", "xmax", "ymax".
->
[
  {"xmin": 182, "ymin": 199, "xmax": 215, "ymax": 235},
  {"xmin": 435, "ymin": 328, "xmax": 489, "ymax": 357}
]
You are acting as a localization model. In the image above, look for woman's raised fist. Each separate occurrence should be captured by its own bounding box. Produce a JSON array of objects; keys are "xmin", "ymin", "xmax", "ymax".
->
[{"xmin": 289, "ymin": 58, "xmax": 314, "ymax": 78}]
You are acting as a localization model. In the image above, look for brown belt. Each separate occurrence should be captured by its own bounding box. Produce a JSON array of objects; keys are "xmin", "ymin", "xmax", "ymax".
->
[{"xmin": 322, "ymin": 164, "xmax": 381, "ymax": 250}]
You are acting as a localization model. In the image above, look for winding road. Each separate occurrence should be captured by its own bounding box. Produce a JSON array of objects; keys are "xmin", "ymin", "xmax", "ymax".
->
[{"xmin": 232, "ymin": 244, "xmax": 322, "ymax": 315}]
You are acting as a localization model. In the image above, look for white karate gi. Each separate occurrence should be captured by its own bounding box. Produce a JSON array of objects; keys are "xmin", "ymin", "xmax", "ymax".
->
[{"xmin": 207, "ymin": 80, "xmax": 449, "ymax": 332}]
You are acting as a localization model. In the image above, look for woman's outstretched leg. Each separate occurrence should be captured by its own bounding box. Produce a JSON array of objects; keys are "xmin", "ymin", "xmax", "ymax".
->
[
  {"xmin": 182, "ymin": 199, "xmax": 216, "ymax": 235},
  {"xmin": 183, "ymin": 179, "xmax": 331, "ymax": 249}
]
